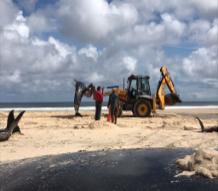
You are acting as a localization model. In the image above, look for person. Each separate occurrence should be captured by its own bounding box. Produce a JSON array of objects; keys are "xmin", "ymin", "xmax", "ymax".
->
[
  {"xmin": 93, "ymin": 86, "xmax": 104, "ymax": 120},
  {"xmin": 108, "ymin": 89, "xmax": 119, "ymax": 124}
]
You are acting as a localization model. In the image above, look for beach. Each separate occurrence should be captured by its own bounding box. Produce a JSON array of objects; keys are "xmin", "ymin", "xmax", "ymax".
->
[{"xmin": 0, "ymin": 107, "xmax": 217, "ymax": 163}]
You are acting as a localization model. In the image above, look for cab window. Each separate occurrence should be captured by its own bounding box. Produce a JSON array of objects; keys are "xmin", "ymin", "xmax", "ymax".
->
[
  {"xmin": 141, "ymin": 78, "xmax": 150, "ymax": 94},
  {"xmin": 129, "ymin": 79, "xmax": 137, "ymax": 91}
]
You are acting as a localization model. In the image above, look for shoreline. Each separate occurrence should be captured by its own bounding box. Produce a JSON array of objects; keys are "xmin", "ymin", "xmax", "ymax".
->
[{"xmin": 0, "ymin": 105, "xmax": 218, "ymax": 112}]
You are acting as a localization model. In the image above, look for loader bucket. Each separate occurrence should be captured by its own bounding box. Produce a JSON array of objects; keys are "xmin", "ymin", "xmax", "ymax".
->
[{"xmin": 164, "ymin": 93, "xmax": 181, "ymax": 105}]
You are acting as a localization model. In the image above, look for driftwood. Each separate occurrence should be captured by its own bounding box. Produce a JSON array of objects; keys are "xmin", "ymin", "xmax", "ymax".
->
[
  {"xmin": 0, "ymin": 110, "xmax": 25, "ymax": 142},
  {"xmin": 196, "ymin": 117, "xmax": 218, "ymax": 133}
]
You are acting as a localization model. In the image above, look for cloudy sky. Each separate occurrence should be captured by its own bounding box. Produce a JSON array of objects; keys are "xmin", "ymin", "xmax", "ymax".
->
[{"xmin": 0, "ymin": 0, "xmax": 217, "ymax": 102}]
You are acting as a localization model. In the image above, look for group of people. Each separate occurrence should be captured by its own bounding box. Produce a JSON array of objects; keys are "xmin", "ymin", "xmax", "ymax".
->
[{"xmin": 93, "ymin": 86, "xmax": 119, "ymax": 124}]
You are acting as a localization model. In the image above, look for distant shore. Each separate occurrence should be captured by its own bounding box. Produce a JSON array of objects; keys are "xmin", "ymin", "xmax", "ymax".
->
[{"xmin": 0, "ymin": 105, "xmax": 218, "ymax": 112}]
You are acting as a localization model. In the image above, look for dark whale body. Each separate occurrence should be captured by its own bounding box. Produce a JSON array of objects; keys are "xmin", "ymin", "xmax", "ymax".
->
[{"xmin": 74, "ymin": 81, "xmax": 95, "ymax": 116}]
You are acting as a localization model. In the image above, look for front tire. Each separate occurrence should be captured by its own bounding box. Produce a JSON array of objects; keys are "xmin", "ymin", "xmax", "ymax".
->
[{"xmin": 133, "ymin": 99, "xmax": 151, "ymax": 117}]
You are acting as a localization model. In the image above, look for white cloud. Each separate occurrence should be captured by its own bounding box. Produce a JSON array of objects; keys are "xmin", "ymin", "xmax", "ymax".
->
[
  {"xmin": 113, "ymin": 13, "xmax": 186, "ymax": 48},
  {"xmin": 207, "ymin": 19, "xmax": 218, "ymax": 46},
  {"xmin": 188, "ymin": 18, "xmax": 218, "ymax": 46},
  {"xmin": 5, "ymin": 70, "xmax": 21, "ymax": 83},
  {"xmin": 0, "ymin": 0, "xmax": 18, "ymax": 27},
  {"xmin": 125, "ymin": 0, "xmax": 218, "ymax": 21},
  {"xmin": 27, "ymin": 10, "xmax": 56, "ymax": 34},
  {"xmin": 88, "ymin": 72, "xmax": 104, "ymax": 83},
  {"xmin": 182, "ymin": 46, "xmax": 218, "ymax": 79},
  {"xmin": 161, "ymin": 13, "xmax": 186, "ymax": 38},
  {"xmin": 78, "ymin": 45, "xmax": 99, "ymax": 62},
  {"xmin": 55, "ymin": 0, "xmax": 138, "ymax": 42},
  {"xmin": 189, "ymin": 0, "xmax": 218, "ymax": 18},
  {"xmin": 48, "ymin": 37, "xmax": 71, "ymax": 58},
  {"xmin": 122, "ymin": 56, "xmax": 137, "ymax": 72},
  {"xmin": 4, "ymin": 11, "xmax": 29, "ymax": 39}
]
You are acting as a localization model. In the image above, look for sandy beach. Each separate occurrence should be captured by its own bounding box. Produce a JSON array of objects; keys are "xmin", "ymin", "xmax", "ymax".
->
[{"xmin": 0, "ymin": 108, "xmax": 218, "ymax": 163}]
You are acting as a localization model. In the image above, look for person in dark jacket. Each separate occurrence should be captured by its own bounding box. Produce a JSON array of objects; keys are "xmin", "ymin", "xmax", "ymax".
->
[
  {"xmin": 108, "ymin": 89, "xmax": 119, "ymax": 124},
  {"xmin": 94, "ymin": 86, "xmax": 104, "ymax": 120}
]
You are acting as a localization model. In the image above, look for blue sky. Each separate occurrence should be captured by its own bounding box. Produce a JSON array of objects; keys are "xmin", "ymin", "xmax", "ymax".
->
[{"xmin": 0, "ymin": 0, "xmax": 217, "ymax": 102}]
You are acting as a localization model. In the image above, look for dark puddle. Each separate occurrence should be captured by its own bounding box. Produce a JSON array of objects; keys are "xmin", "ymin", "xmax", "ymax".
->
[{"xmin": 0, "ymin": 148, "xmax": 217, "ymax": 191}]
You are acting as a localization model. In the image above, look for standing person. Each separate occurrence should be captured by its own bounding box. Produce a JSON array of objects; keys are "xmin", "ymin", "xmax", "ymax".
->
[
  {"xmin": 94, "ymin": 86, "xmax": 104, "ymax": 120},
  {"xmin": 108, "ymin": 89, "xmax": 119, "ymax": 124}
]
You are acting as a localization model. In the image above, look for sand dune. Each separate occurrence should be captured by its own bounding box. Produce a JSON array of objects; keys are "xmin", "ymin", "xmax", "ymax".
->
[{"xmin": 0, "ymin": 108, "xmax": 218, "ymax": 163}]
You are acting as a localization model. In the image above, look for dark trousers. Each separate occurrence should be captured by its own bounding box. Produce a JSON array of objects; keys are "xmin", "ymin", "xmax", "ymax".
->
[
  {"xmin": 95, "ymin": 102, "xmax": 102, "ymax": 120},
  {"xmin": 110, "ymin": 104, "xmax": 118, "ymax": 124}
]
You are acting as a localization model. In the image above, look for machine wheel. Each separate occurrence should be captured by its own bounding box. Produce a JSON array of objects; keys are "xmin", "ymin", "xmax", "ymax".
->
[{"xmin": 133, "ymin": 99, "xmax": 151, "ymax": 117}]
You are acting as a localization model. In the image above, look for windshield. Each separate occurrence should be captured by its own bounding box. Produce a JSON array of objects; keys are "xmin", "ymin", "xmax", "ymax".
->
[
  {"xmin": 140, "ymin": 78, "xmax": 150, "ymax": 95},
  {"xmin": 129, "ymin": 79, "xmax": 137, "ymax": 91}
]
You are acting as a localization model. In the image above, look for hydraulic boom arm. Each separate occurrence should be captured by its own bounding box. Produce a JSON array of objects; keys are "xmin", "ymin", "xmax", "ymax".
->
[{"xmin": 155, "ymin": 66, "xmax": 181, "ymax": 110}]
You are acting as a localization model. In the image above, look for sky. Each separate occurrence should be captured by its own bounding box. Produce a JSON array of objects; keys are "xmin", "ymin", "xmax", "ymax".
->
[{"xmin": 0, "ymin": 0, "xmax": 217, "ymax": 102}]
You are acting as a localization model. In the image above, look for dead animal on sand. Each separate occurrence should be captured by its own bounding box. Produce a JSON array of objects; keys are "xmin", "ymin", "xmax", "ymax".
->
[
  {"xmin": 196, "ymin": 117, "xmax": 218, "ymax": 133},
  {"xmin": 74, "ymin": 81, "xmax": 95, "ymax": 117},
  {"xmin": 0, "ymin": 110, "xmax": 25, "ymax": 142}
]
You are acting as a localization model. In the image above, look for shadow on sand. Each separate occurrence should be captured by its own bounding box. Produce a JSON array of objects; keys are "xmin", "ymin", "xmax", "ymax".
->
[{"xmin": 51, "ymin": 114, "xmax": 90, "ymax": 119}]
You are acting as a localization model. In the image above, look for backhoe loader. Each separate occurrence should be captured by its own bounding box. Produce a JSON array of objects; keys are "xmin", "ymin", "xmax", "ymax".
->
[{"xmin": 74, "ymin": 66, "xmax": 181, "ymax": 117}]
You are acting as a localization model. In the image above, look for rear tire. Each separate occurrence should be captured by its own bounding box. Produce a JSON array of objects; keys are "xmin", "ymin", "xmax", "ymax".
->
[{"xmin": 133, "ymin": 99, "xmax": 151, "ymax": 117}]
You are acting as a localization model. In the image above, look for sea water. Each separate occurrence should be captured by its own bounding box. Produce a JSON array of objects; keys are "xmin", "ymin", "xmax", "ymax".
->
[{"xmin": 0, "ymin": 101, "xmax": 218, "ymax": 111}]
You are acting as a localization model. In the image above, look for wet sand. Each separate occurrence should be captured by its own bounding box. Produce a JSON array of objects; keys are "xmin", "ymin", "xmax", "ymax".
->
[{"xmin": 0, "ymin": 108, "xmax": 217, "ymax": 163}]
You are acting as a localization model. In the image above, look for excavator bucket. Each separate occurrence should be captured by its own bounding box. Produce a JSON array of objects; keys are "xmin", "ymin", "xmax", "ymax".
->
[{"xmin": 164, "ymin": 93, "xmax": 181, "ymax": 105}]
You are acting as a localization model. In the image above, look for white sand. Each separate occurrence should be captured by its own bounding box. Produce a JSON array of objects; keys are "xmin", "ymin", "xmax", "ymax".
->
[{"xmin": 0, "ymin": 108, "xmax": 218, "ymax": 163}]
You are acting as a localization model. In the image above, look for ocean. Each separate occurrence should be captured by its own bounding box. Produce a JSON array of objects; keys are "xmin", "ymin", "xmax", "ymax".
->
[
  {"xmin": 0, "ymin": 101, "xmax": 218, "ymax": 112},
  {"xmin": 0, "ymin": 101, "xmax": 218, "ymax": 108}
]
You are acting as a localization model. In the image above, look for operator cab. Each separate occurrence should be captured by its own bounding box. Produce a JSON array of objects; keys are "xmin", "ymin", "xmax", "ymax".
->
[{"xmin": 127, "ymin": 75, "xmax": 151, "ymax": 100}]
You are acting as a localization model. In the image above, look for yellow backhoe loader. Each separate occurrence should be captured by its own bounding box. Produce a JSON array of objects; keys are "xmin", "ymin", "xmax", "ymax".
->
[{"xmin": 103, "ymin": 66, "xmax": 181, "ymax": 117}]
